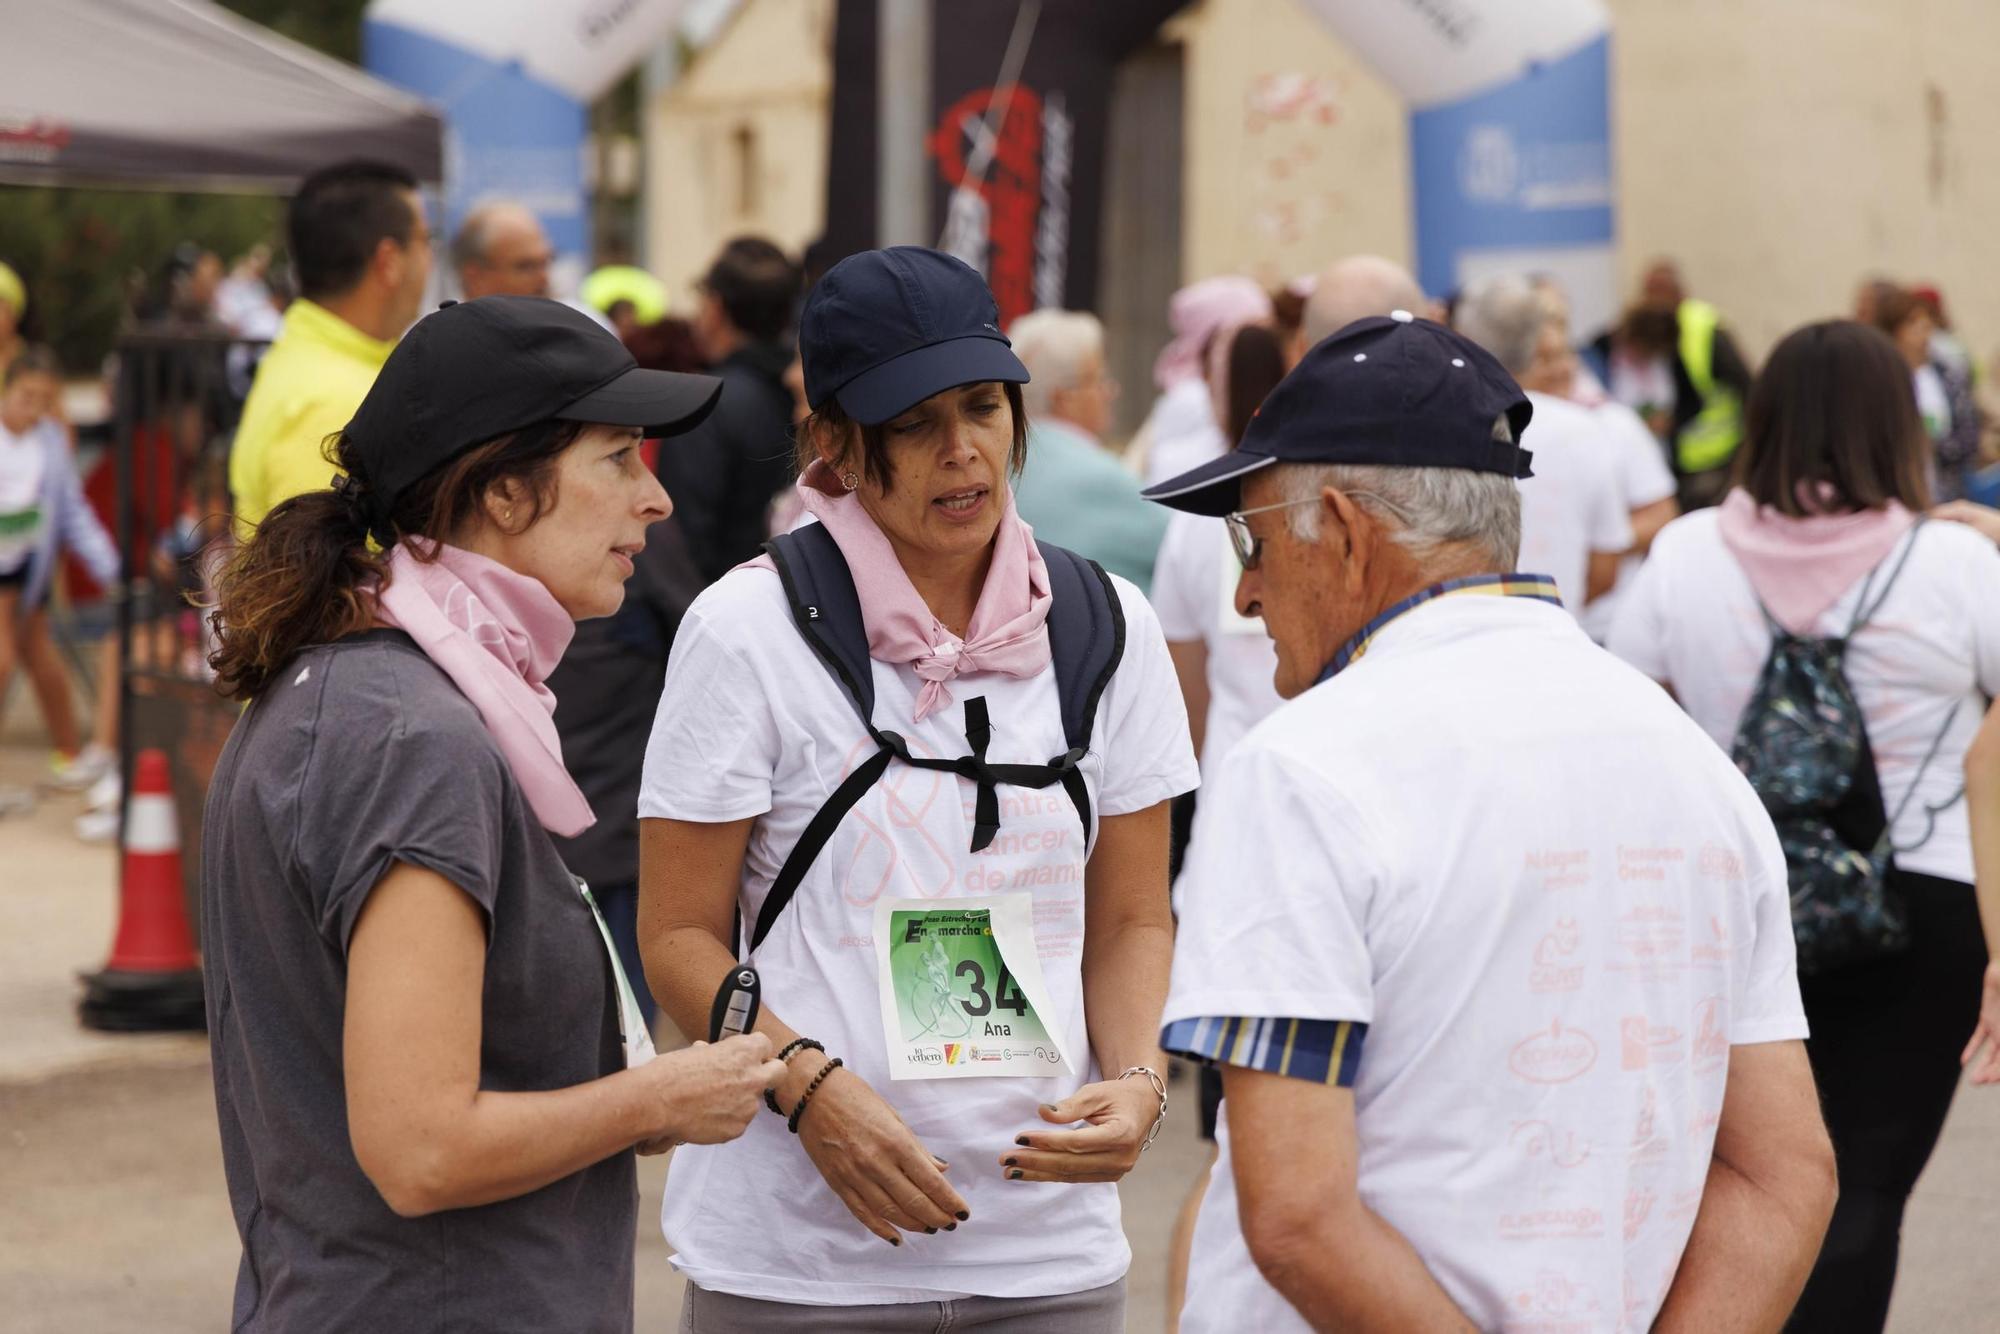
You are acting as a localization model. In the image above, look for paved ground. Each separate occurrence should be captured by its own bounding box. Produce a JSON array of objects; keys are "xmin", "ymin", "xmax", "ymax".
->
[{"xmin": 3, "ymin": 704, "xmax": 1998, "ymax": 1330}]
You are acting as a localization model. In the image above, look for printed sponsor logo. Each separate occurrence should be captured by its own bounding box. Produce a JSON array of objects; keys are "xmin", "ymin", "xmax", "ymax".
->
[
  {"xmin": 1529, "ymin": 918, "xmax": 1585, "ymax": 994},
  {"xmin": 1630, "ymin": 1086, "xmax": 1670, "ymax": 1165},
  {"xmin": 943, "ymin": 1043, "xmax": 964, "ymax": 1066},
  {"xmin": 1509, "ymin": 1120, "xmax": 1591, "ymax": 1170},
  {"xmin": 1624, "ymin": 1187, "xmax": 1658, "ymax": 1241},
  {"xmin": 1688, "ymin": 1106, "xmax": 1721, "ymax": 1139},
  {"xmin": 1698, "ymin": 844, "xmax": 1746, "ymax": 882},
  {"xmin": 1508, "ymin": 1270, "xmax": 1601, "ymax": 1334},
  {"xmin": 1524, "ymin": 848, "xmax": 1592, "ymax": 890},
  {"xmin": 1691, "ymin": 997, "xmax": 1728, "ymax": 1074},
  {"xmin": 910, "ymin": 1047, "xmax": 944, "ymax": 1066},
  {"xmin": 1690, "ymin": 915, "xmax": 1730, "ymax": 966},
  {"xmin": 1620, "ymin": 1018, "xmax": 1685, "ymax": 1072},
  {"xmin": 1508, "ymin": 1020, "xmax": 1598, "ymax": 1085},
  {"xmin": 1498, "ymin": 1205, "xmax": 1605, "ymax": 1241},
  {"xmin": 1610, "ymin": 904, "xmax": 1687, "ymax": 978},
  {"xmin": 1617, "ymin": 845, "xmax": 1686, "ymax": 883},
  {"xmin": 1667, "ymin": 1186, "xmax": 1704, "ymax": 1222}
]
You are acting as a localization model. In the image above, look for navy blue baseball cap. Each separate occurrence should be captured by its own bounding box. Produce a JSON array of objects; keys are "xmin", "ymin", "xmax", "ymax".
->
[
  {"xmin": 1143, "ymin": 310, "xmax": 1535, "ymax": 517},
  {"xmin": 799, "ymin": 246, "xmax": 1029, "ymax": 425}
]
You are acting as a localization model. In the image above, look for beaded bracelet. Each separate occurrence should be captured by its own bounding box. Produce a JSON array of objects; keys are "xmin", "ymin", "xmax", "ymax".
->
[
  {"xmin": 787, "ymin": 1057, "xmax": 844, "ymax": 1134},
  {"xmin": 1120, "ymin": 1066, "xmax": 1169, "ymax": 1151},
  {"xmin": 765, "ymin": 1038, "xmax": 827, "ymax": 1115}
]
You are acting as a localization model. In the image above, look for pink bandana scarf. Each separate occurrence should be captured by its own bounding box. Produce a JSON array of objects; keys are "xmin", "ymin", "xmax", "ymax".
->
[
  {"xmin": 1716, "ymin": 487, "xmax": 1917, "ymax": 636},
  {"xmin": 373, "ymin": 543, "xmax": 596, "ymax": 836},
  {"xmin": 776, "ymin": 460, "xmax": 1053, "ymax": 722}
]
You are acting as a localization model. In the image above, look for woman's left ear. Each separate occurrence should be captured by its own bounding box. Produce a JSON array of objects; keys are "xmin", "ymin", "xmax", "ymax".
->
[{"xmin": 485, "ymin": 479, "xmax": 529, "ymax": 533}]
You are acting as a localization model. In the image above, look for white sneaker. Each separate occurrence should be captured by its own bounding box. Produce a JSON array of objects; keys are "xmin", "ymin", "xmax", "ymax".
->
[
  {"xmin": 74, "ymin": 807, "xmax": 119, "ymax": 844},
  {"xmin": 82, "ymin": 768, "xmax": 121, "ymax": 814},
  {"xmin": 47, "ymin": 743, "xmax": 115, "ymax": 793}
]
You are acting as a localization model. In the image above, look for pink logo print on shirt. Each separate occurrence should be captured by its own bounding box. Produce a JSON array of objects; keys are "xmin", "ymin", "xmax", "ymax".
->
[
  {"xmin": 1691, "ymin": 914, "xmax": 1731, "ymax": 967},
  {"xmin": 837, "ymin": 734, "xmax": 956, "ymax": 905},
  {"xmin": 1624, "ymin": 1187, "xmax": 1658, "ymax": 1241},
  {"xmin": 1529, "ymin": 918, "xmax": 1585, "ymax": 994},
  {"xmin": 1509, "ymin": 1119, "xmax": 1592, "ymax": 1169},
  {"xmin": 1508, "ymin": 1020, "xmax": 1599, "ymax": 1084},
  {"xmin": 1691, "ymin": 996, "xmax": 1728, "ymax": 1074},
  {"xmin": 1619, "ymin": 1018, "xmax": 1685, "ymax": 1072},
  {"xmin": 1508, "ymin": 1271, "xmax": 1602, "ymax": 1332}
]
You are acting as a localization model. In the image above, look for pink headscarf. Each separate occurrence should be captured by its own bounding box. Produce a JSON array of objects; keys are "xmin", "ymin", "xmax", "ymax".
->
[
  {"xmin": 1716, "ymin": 487, "xmax": 1917, "ymax": 636},
  {"xmin": 760, "ymin": 460, "xmax": 1053, "ymax": 722},
  {"xmin": 1153, "ymin": 276, "xmax": 1274, "ymax": 391},
  {"xmin": 373, "ymin": 543, "xmax": 595, "ymax": 836}
]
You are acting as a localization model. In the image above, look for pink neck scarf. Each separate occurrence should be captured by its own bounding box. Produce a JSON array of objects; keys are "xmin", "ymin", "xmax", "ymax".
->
[
  {"xmin": 780, "ymin": 459, "xmax": 1053, "ymax": 722},
  {"xmin": 373, "ymin": 543, "xmax": 595, "ymax": 836},
  {"xmin": 1716, "ymin": 487, "xmax": 1916, "ymax": 635}
]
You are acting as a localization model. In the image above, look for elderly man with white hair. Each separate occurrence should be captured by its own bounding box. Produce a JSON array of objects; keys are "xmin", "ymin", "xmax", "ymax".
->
[
  {"xmin": 1455, "ymin": 274, "xmax": 1633, "ymax": 614},
  {"xmin": 1009, "ymin": 308, "xmax": 1169, "ymax": 593},
  {"xmin": 1143, "ymin": 314, "xmax": 1836, "ymax": 1333},
  {"xmin": 452, "ymin": 201, "xmax": 554, "ymax": 300}
]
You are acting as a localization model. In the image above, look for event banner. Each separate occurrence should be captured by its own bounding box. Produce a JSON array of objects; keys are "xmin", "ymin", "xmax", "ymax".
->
[{"xmin": 823, "ymin": 0, "xmax": 1186, "ymax": 326}]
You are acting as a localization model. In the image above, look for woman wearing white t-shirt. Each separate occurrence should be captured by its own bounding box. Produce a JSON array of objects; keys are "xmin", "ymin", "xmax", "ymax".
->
[
  {"xmin": 1609, "ymin": 320, "xmax": 2000, "ymax": 1333},
  {"xmin": 639, "ymin": 247, "xmax": 1196, "ymax": 1331}
]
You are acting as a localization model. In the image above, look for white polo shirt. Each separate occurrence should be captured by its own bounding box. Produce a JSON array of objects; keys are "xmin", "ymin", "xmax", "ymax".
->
[
  {"xmin": 640, "ymin": 562, "xmax": 1197, "ymax": 1305},
  {"xmin": 1519, "ymin": 391, "xmax": 1635, "ymax": 613},
  {"xmin": 1164, "ymin": 585, "xmax": 1804, "ymax": 1334},
  {"xmin": 1580, "ymin": 401, "xmax": 1679, "ymax": 644}
]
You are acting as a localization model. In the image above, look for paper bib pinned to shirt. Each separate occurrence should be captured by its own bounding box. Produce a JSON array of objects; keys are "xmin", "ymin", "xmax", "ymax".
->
[{"xmin": 873, "ymin": 894, "xmax": 1072, "ymax": 1080}]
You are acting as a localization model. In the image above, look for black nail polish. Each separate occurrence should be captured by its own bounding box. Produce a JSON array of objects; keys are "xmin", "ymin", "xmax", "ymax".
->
[
  {"xmin": 955, "ymin": 1210, "xmax": 970, "ymax": 1221},
  {"xmin": 925, "ymin": 1227, "xmax": 937, "ymax": 1234},
  {"xmin": 1003, "ymin": 1157, "xmax": 1016, "ymax": 1167},
  {"xmin": 1007, "ymin": 1168, "xmax": 1024, "ymax": 1180},
  {"xmin": 1014, "ymin": 1135, "xmax": 1030, "ymax": 1147},
  {"xmin": 888, "ymin": 1236, "xmax": 901, "ymax": 1246},
  {"xmin": 945, "ymin": 1223, "xmax": 957, "ymax": 1231}
]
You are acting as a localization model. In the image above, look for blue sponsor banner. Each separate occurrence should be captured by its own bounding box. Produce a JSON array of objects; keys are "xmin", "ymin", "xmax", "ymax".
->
[
  {"xmin": 362, "ymin": 19, "xmax": 590, "ymax": 266},
  {"xmin": 1409, "ymin": 33, "xmax": 1614, "ymax": 322}
]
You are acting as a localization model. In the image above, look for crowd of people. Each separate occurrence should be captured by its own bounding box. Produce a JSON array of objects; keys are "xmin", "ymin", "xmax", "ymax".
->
[{"xmin": 4, "ymin": 150, "xmax": 2000, "ymax": 1333}]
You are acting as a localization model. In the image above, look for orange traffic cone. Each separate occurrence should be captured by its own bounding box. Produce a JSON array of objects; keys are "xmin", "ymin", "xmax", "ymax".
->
[{"xmin": 79, "ymin": 748, "xmax": 205, "ymax": 1032}]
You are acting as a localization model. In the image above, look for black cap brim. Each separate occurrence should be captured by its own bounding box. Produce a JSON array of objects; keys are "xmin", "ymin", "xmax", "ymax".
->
[
  {"xmin": 1141, "ymin": 451, "xmax": 1278, "ymax": 517},
  {"xmin": 557, "ymin": 366, "xmax": 724, "ymax": 438},
  {"xmin": 833, "ymin": 334, "xmax": 1029, "ymax": 426}
]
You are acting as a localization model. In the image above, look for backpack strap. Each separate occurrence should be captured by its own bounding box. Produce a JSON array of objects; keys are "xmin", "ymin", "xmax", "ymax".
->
[
  {"xmin": 1846, "ymin": 518, "xmax": 1929, "ymax": 639},
  {"xmin": 1038, "ymin": 541, "xmax": 1126, "ymax": 840},
  {"xmin": 749, "ymin": 532, "xmax": 1126, "ymax": 953}
]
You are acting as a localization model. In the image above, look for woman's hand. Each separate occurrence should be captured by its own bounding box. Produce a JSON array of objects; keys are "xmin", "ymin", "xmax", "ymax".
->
[
  {"xmin": 1933, "ymin": 499, "xmax": 2000, "ymax": 545},
  {"xmin": 793, "ymin": 1061, "xmax": 970, "ymax": 1244},
  {"xmin": 633, "ymin": 1034, "xmax": 785, "ymax": 1155},
  {"xmin": 999, "ymin": 1076, "xmax": 1161, "ymax": 1184},
  {"xmin": 1962, "ymin": 963, "xmax": 2000, "ymax": 1086}
]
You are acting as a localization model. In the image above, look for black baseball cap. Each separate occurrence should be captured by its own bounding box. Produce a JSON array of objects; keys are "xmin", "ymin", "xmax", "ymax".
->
[
  {"xmin": 799, "ymin": 246, "xmax": 1028, "ymax": 425},
  {"xmin": 1142, "ymin": 310, "xmax": 1535, "ymax": 516},
  {"xmin": 342, "ymin": 296, "xmax": 722, "ymax": 517}
]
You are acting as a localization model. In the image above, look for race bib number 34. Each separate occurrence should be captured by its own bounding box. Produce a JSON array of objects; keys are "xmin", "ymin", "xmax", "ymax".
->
[{"xmin": 873, "ymin": 894, "xmax": 1071, "ymax": 1080}]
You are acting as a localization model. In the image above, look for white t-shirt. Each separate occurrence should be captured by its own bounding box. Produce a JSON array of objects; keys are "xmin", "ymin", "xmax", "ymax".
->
[
  {"xmin": 1150, "ymin": 511, "xmax": 1282, "ymax": 783},
  {"xmin": 1914, "ymin": 363, "xmax": 1953, "ymax": 444},
  {"xmin": 0, "ymin": 418, "xmax": 50, "ymax": 575},
  {"xmin": 1607, "ymin": 510, "xmax": 2000, "ymax": 884},
  {"xmin": 1581, "ymin": 401, "xmax": 1679, "ymax": 643},
  {"xmin": 1164, "ymin": 593, "xmax": 1804, "ymax": 1334},
  {"xmin": 639, "ymin": 563, "xmax": 1198, "ymax": 1305},
  {"xmin": 1140, "ymin": 378, "xmax": 1228, "ymax": 488},
  {"xmin": 1518, "ymin": 391, "xmax": 1635, "ymax": 614}
]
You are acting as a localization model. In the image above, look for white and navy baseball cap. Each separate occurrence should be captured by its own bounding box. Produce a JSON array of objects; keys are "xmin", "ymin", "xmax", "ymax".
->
[
  {"xmin": 799, "ymin": 246, "xmax": 1029, "ymax": 426},
  {"xmin": 1143, "ymin": 310, "xmax": 1535, "ymax": 517}
]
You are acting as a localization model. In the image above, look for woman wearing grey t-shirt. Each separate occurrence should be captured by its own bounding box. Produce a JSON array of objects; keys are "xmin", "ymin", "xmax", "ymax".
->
[{"xmin": 201, "ymin": 298, "xmax": 783, "ymax": 1332}]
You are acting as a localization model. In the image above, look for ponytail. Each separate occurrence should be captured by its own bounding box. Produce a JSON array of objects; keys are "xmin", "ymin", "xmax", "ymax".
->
[
  {"xmin": 208, "ymin": 461, "xmax": 385, "ymax": 701},
  {"xmin": 208, "ymin": 421, "xmax": 579, "ymax": 700}
]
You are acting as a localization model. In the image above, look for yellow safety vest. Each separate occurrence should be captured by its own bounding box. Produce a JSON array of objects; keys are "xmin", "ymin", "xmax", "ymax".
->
[{"xmin": 1675, "ymin": 298, "xmax": 1743, "ymax": 474}]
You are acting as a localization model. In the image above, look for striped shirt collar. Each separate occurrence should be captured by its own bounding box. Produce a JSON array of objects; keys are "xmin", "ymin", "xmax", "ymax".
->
[{"xmin": 1316, "ymin": 573, "xmax": 1563, "ymax": 685}]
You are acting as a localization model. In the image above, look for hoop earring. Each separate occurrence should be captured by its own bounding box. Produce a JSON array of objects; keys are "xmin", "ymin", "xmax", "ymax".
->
[{"xmin": 840, "ymin": 470, "xmax": 860, "ymax": 492}]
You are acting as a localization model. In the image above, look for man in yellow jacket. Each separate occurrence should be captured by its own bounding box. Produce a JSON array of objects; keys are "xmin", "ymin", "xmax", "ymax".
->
[{"xmin": 230, "ymin": 161, "xmax": 433, "ymax": 529}]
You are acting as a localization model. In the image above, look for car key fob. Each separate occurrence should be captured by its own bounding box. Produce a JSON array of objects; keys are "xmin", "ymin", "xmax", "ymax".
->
[{"xmin": 707, "ymin": 965, "xmax": 761, "ymax": 1044}]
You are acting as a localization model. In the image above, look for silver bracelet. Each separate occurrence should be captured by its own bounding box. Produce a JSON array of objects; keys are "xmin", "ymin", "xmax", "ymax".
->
[{"xmin": 1119, "ymin": 1065, "xmax": 1168, "ymax": 1150}]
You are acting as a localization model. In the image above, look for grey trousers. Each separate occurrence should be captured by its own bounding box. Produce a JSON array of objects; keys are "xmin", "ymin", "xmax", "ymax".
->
[{"xmin": 679, "ymin": 1277, "xmax": 1127, "ymax": 1333}]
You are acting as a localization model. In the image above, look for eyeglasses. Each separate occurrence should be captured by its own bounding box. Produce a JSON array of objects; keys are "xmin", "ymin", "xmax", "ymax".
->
[{"xmin": 1224, "ymin": 490, "xmax": 1414, "ymax": 570}]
